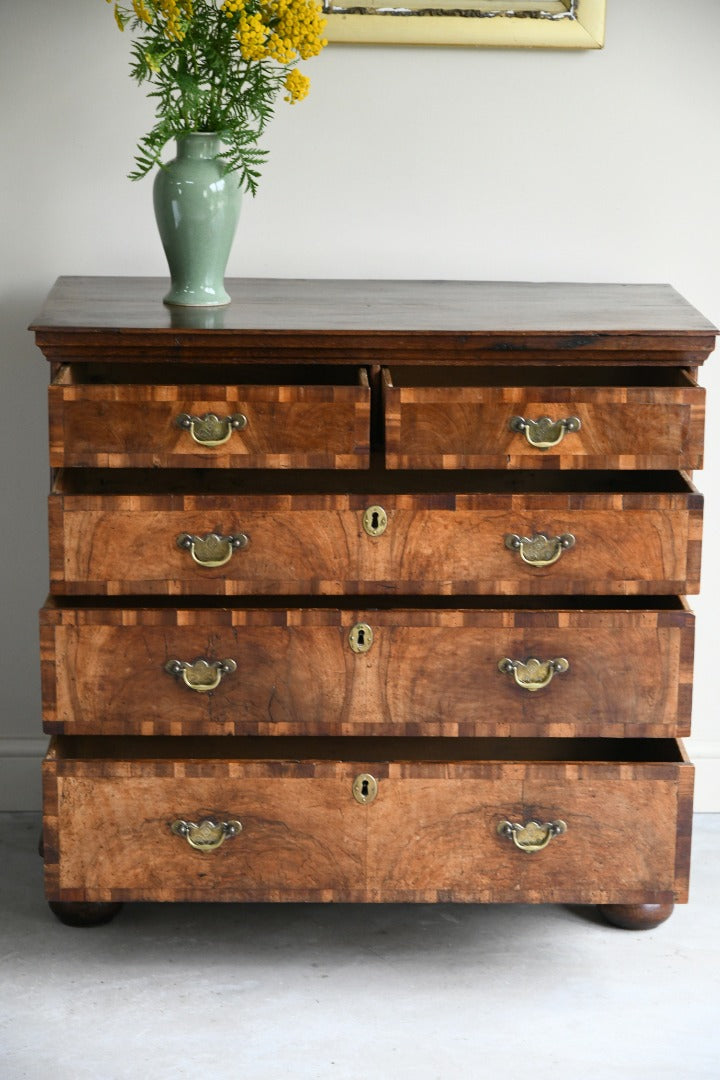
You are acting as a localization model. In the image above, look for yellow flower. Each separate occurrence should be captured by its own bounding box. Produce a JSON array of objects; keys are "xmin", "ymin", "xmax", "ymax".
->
[
  {"xmin": 157, "ymin": 0, "xmax": 187, "ymax": 40},
  {"xmin": 267, "ymin": 1, "xmax": 327, "ymax": 64},
  {"xmin": 234, "ymin": 11, "xmax": 270, "ymax": 61},
  {"xmin": 102, "ymin": 0, "xmax": 328, "ymax": 189},
  {"xmin": 133, "ymin": 0, "xmax": 154, "ymax": 24},
  {"xmin": 283, "ymin": 68, "xmax": 310, "ymax": 104}
]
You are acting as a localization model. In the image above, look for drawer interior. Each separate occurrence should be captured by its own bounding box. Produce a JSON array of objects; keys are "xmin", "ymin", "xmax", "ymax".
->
[
  {"xmin": 52, "ymin": 467, "xmax": 699, "ymax": 497},
  {"xmin": 384, "ymin": 366, "xmax": 699, "ymax": 389},
  {"xmin": 53, "ymin": 363, "xmax": 370, "ymax": 388},
  {"xmin": 44, "ymin": 594, "xmax": 690, "ymax": 612},
  {"xmin": 51, "ymin": 735, "xmax": 687, "ymax": 765}
]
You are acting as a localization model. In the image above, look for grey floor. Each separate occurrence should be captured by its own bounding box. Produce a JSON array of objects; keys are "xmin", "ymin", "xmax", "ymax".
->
[{"xmin": 1, "ymin": 814, "xmax": 719, "ymax": 1080}]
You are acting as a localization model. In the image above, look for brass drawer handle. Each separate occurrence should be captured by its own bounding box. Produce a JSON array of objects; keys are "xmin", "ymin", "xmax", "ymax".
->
[
  {"xmin": 498, "ymin": 656, "xmax": 569, "ymax": 691},
  {"xmin": 176, "ymin": 412, "xmax": 248, "ymax": 447},
  {"xmin": 165, "ymin": 658, "xmax": 237, "ymax": 692},
  {"xmin": 509, "ymin": 415, "xmax": 581, "ymax": 450},
  {"xmin": 176, "ymin": 531, "xmax": 249, "ymax": 567},
  {"xmin": 497, "ymin": 819, "xmax": 567, "ymax": 853},
  {"xmin": 505, "ymin": 531, "xmax": 575, "ymax": 568},
  {"xmin": 171, "ymin": 818, "xmax": 243, "ymax": 852}
]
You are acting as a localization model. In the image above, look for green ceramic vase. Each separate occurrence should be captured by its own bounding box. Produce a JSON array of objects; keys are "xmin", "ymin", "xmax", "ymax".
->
[{"xmin": 153, "ymin": 133, "xmax": 242, "ymax": 307}]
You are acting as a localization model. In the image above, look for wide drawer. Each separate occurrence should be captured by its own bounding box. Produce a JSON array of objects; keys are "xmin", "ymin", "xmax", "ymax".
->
[
  {"xmin": 49, "ymin": 471, "xmax": 703, "ymax": 596},
  {"xmin": 49, "ymin": 364, "xmax": 371, "ymax": 469},
  {"xmin": 43, "ymin": 736, "xmax": 693, "ymax": 905},
  {"xmin": 383, "ymin": 367, "xmax": 705, "ymax": 470},
  {"xmin": 40, "ymin": 599, "xmax": 694, "ymax": 739}
]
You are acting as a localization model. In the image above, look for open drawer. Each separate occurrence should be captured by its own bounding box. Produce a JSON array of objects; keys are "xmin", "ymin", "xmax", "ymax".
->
[
  {"xmin": 49, "ymin": 363, "xmax": 371, "ymax": 469},
  {"xmin": 43, "ymin": 735, "xmax": 693, "ymax": 907},
  {"xmin": 41, "ymin": 597, "xmax": 695, "ymax": 739},
  {"xmin": 383, "ymin": 366, "xmax": 705, "ymax": 470},
  {"xmin": 48, "ymin": 469, "xmax": 703, "ymax": 597}
]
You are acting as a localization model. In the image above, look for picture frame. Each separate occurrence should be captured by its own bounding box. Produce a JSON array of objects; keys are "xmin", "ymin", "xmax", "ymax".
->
[{"xmin": 322, "ymin": 0, "xmax": 606, "ymax": 49}]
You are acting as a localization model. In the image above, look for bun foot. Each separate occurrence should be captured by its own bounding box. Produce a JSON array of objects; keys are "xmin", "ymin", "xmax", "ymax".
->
[
  {"xmin": 48, "ymin": 900, "xmax": 124, "ymax": 927},
  {"xmin": 598, "ymin": 902, "xmax": 674, "ymax": 930}
]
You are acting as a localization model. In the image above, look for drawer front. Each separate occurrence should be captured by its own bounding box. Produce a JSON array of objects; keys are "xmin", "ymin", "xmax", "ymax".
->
[
  {"xmin": 49, "ymin": 379, "xmax": 371, "ymax": 469},
  {"xmin": 49, "ymin": 490, "xmax": 702, "ymax": 596},
  {"xmin": 384, "ymin": 377, "xmax": 705, "ymax": 470},
  {"xmin": 41, "ymin": 605, "xmax": 694, "ymax": 738},
  {"xmin": 363, "ymin": 758, "xmax": 691, "ymax": 905},
  {"xmin": 43, "ymin": 738, "xmax": 692, "ymax": 905},
  {"xmin": 44, "ymin": 768, "xmax": 366, "ymax": 903}
]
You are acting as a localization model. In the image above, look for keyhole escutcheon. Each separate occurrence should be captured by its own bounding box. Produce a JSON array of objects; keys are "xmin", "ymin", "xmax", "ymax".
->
[
  {"xmin": 349, "ymin": 622, "xmax": 374, "ymax": 654},
  {"xmin": 352, "ymin": 773, "xmax": 379, "ymax": 805},
  {"xmin": 363, "ymin": 505, "xmax": 388, "ymax": 537}
]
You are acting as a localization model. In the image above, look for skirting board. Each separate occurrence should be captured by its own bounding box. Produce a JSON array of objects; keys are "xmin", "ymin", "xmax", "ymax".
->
[
  {"xmin": 0, "ymin": 738, "xmax": 46, "ymax": 813},
  {"xmin": 1, "ymin": 736, "xmax": 719, "ymax": 814},
  {"xmin": 687, "ymin": 740, "xmax": 720, "ymax": 814}
]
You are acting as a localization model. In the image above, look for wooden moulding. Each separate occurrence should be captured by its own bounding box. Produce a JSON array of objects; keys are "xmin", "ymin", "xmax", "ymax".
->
[
  {"xmin": 42, "ymin": 735, "xmax": 693, "ymax": 906},
  {"xmin": 382, "ymin": 368, "xmax": 706, "ymax": 471},
  {"xmin": 30, "ymin": 278, "xmax": 718, "ymax": 367},
  {"xmin": 40, "ymin": 601, "xmax": 694, "ymax": 739}
]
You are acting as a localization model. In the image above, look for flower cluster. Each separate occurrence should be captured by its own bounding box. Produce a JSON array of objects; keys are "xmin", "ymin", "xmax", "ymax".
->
[
  {"xmin": 104, "ymin": 0, "xmax": 327, "ymax": 191},
  {"xmin": 283, "ymin": 67, "xmax": 310, "ymax": 103},
  {"xmin": 222, "ymin": 0, "xmax": 326, "ymax": 68},
  {"xmin": 122, "ymin": 0, "xmax": 195, "ymax": 37},
  {"xmin": 131, "ymin": 1, "xmax": 154, "ymax": 26}
]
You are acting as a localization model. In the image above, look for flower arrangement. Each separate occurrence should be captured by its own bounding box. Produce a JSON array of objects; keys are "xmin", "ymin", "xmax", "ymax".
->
[{"xmin": 105, "ymin": 0, "xmax": 327, "ymax": 193}]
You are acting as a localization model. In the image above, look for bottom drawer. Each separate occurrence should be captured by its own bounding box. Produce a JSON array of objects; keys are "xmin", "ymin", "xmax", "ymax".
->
[{"xmin": 43, "ymin": 737, "xmax": 693, "ymax": 906}]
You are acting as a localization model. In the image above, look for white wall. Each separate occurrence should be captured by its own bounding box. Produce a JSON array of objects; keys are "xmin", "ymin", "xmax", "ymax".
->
[{"xmin": 1, "ymin": 1, "xmax": 719, "ymax": 810}]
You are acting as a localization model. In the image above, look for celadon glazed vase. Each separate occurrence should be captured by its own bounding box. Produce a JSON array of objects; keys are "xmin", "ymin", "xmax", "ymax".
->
[{"xmin": 153, "ymin": 133, "xmax": 242, "ymax": 307}]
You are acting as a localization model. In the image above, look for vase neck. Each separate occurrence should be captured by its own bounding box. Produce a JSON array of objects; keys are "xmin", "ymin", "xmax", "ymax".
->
[{"xmin": 176, "ymin": 133, "xmax": 221, "ymax": 159}]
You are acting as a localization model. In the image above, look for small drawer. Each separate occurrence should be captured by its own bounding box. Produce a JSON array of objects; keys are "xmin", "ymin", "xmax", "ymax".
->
[
  {"xmin": 48, "ymin": 471, "xmax": 703, "ymax": 597},
  {"xmin": 43, "ymin": 735, "xmax": 693, "ymax": 906},
  {"xmin": 40, "ymin": 598, "xmax": 694, "ymax": 739},
  {"xmin": 49, "ymin": 363, "xmax": 371, "ymax": 469},
  {"xmin": 383, "ymin": 366, "xmax": 705, "ymax": 470}
]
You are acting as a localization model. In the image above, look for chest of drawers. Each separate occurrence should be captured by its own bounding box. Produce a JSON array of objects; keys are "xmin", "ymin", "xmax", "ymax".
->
[{"xmin": 32, "ymin": 277, "xmax": 716, "ymax": 929}]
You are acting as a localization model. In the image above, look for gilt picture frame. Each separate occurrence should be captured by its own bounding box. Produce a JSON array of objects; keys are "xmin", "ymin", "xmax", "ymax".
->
[{"xmin": 322, "ymin": 0, "xmax": 606, "ymax": 48}]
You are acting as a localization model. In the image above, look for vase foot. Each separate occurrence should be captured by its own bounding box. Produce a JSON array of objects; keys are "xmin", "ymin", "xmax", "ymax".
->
[{"xmin": 163, "ymin": 289, "xmax": 231, "ymax": 308}]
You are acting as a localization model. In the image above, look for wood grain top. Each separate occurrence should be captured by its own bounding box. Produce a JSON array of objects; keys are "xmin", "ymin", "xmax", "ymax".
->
[
  {"xmin": 29, "ymin": 277, "xmax": 716, "ymax": 333},
  {"xmin": 28, "ymin": 278, "xmax": 716, "ymax": 371}
]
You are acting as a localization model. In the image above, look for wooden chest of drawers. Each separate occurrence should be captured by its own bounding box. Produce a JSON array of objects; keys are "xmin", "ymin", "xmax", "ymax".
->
[{"xmin": 32, "ymin": 277, "xmax": 716, "ymax": 930}]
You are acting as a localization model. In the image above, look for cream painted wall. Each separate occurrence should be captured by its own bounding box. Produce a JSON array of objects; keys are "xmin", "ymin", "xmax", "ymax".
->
[{"xmin": 1, "ymin": 1, "xmax": 719, "ymax": 810}]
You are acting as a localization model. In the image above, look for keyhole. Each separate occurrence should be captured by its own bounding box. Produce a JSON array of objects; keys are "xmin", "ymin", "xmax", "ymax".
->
[
  {"xmin": 349, "ymin": 623, "xmax": 373, "ymax": 654},
  {"xmin": 353, "ymin": 773, "xmax": 378, "ymax": 804},
  {"xmin": 363, "ymin": 505, "xmax": 387, "ymax": 537}
]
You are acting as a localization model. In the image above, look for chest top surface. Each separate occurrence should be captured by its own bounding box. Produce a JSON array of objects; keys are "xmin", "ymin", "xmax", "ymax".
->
[{"xmin": 30, "ymin": 277, "xmax": 717, "ymax": 367}]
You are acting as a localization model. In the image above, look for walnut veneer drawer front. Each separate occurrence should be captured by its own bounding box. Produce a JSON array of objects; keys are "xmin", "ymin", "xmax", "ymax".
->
[
  {"xmin": 49, "ymin": 478, "xmax": 703, "ymax": 596},
  {"xmin": 49, "ymin": 365, "xmax": 371, "ymax": 469},
  {"xmin": 41, "ymin": 602, "xmax": 695, "ymax": 739},
  {"xmin": 43, "ymin": 736, "xmax": 693, "ymax": 906},
  {"xmin": 383, "ymin": 368, "xmax": 705, "ymax": 470}
]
